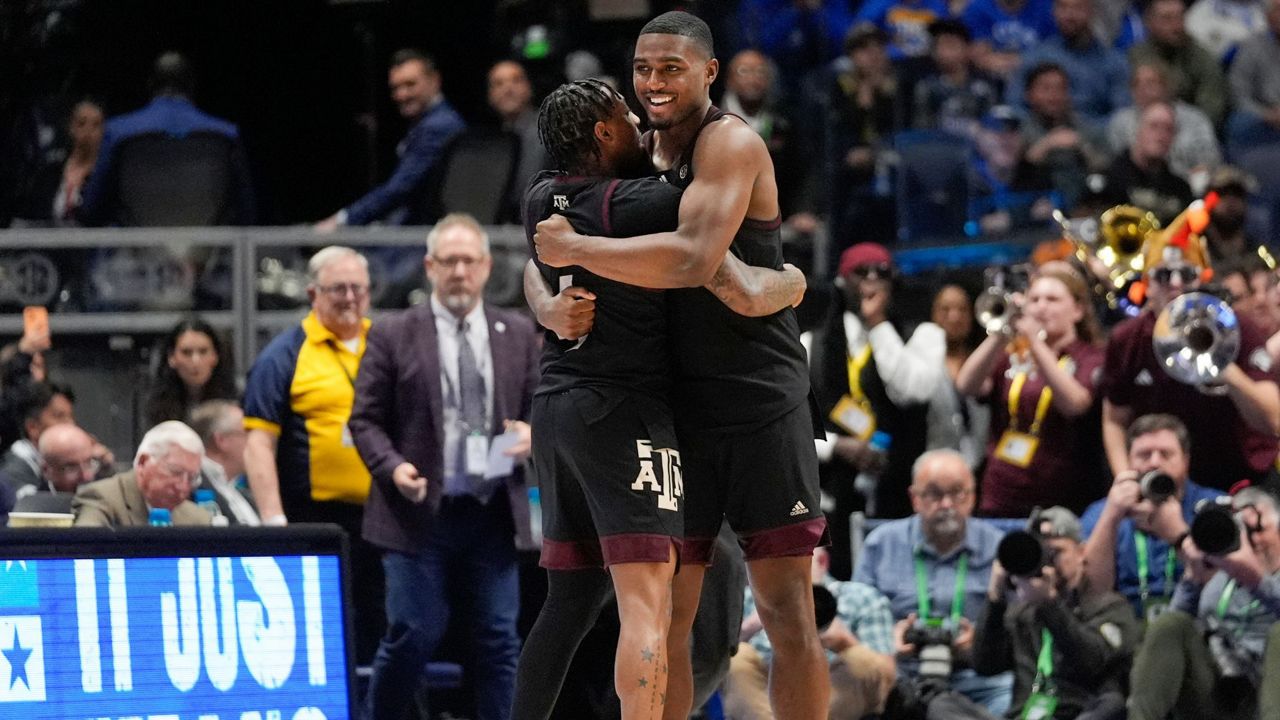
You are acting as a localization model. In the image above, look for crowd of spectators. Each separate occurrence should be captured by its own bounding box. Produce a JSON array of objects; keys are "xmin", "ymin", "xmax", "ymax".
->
[{"xmin": 1, "ymin": 3, "xmax": 1280, "ymax": 719}]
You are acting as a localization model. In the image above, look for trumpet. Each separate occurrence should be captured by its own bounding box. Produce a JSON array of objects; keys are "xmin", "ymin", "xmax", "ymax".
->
[
  {"xmin": 975, "ymin": 265, "xmax": 1028, "ymax": 336},
  {"xmin": 1153, "ymin": 291, "xmax": 1241, "ymax": 394}
]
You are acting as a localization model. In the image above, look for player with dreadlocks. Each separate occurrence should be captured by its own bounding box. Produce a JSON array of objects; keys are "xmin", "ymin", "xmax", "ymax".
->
[
  {"xmin": 514, "ymin": 79, "xmax": 806, "ymax": 719},
  {"xmin": 534, "ymin": 11, "xmax": 830, "ymax": 720}
]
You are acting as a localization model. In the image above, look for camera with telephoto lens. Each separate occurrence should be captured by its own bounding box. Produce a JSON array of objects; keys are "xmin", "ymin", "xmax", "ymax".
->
[
  {"xmin": 813, "ymin": 584, "xmax": 838, "ymax": 632},
  {"xmin": 997, "ymin": 508, "xmax": 1060, "ymax": 578},
  {"xmin": 1139, "ymin": 470, "xmax": 1177, "ymax": 503},
  {"xmin": 904, "ymin": 619, "xmax": 955, "ymax": 679},
  {"xmin": 1191, "ymin": 496, "xmax": 1241, "ymax": 556}
]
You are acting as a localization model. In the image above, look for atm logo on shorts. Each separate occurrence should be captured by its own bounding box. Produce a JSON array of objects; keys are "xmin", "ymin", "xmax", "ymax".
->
[{"xmin": 632, "ymin": 440, "xmax": 682, "ymax": 512}]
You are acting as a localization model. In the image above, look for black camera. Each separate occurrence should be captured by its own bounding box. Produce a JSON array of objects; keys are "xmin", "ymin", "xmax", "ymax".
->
[
  {"xmin": 904, "ymin": 620, "xmax": 955, "ymax": 679},
  {"xmin": 997, "ymin": 530, "xmax": 1055, "ymax": 578},
  {"xmin": 813, "ymin": 584, "xmax": 838, "ymax": 632},
  {"xmin": 1191, "ymin": 497, "xmax": 1241, "ymax": 556},
  {"xmin": 1139, "ymin": 470, "xmax": 1177, "ymax": 503}
]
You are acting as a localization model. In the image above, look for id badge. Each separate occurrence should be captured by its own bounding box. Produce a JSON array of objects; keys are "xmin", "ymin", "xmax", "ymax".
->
[
  {"xmin": 340, "ymin": 423, "xmax": 355, "ymax": 448},
  {"xmin": 466, "ymin": 432, "xmax": 489, "ymax": 476},
  {"xmin": 830, "ymin": 395, "xmax": 875, "ymax": 441},
  {"xmin": 995, "ymin": 430, "xmax": 1039, "ymax": 468},
  {"xmin": 1021, "ymin": 692, "xmax": 1058, "ymax": 720}
]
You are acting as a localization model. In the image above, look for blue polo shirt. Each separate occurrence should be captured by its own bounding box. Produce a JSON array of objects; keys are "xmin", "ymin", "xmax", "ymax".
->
[
  {"xmin": 962, "ymin": 0, "xmax": 1055, "ymax": 53},
  {"xmin": 1080, "ymin": 479, "xmax": 1223, "ymax": 616}
]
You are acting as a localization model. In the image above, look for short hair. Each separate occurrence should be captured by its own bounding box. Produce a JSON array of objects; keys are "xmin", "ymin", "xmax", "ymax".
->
[
  {"xmin": 911, "ymin": 448, "xmax": 972, "ymax": 484},
  {"xmin": 426, "ymin": 212, "xmax": 490, "ymax": 255},
  {"xmin": 1125, "ymin": 413, "xmax": 1191, "ymax": 455},
  {"xmin": 187, "ymin": 400, "xmax": 242, "ymax": 447},
  {"xmin": 1025, "ymin": 62, "xmax": 1069, "ymax": 93},
  {"xmin": 150, "ymin": 51, "xmax": 196, "ymax": 97},
  {"xmin": 389, "ymin": 49, "xmax": 436, "ymax": 75},
  {"xmin": 639, "ymin": 11, "xmax": 715, "ymax": 58},
  {"xmin": 12, "ymin": 381, "xmax": 74, "ymax": 425},
  {"xmin": 929, "ymin": 18, "xmax": 972, "ymax": 42},
  {"xmin": 306, "ymin": 246, "xmax": 368, "ymax": 286},
  {"xmin": 538, "ymin": 78, "xmax": 621, "ymax": 173},
  {"xmin": 135, "ymin": 420, "xmax": 204, "ymax": 466},
  {"xmin": 1234, "ymin": 485, "xmax": 1280, "ymax": 515}
]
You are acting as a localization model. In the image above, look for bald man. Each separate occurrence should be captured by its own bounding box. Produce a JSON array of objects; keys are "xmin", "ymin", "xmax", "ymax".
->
[{"xmin": 33, "ymin": 423, "xmax": 99, "ymax": 495}]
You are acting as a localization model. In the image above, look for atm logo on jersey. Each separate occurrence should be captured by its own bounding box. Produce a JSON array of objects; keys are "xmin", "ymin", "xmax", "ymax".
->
[
  {"xmin": 632, "ymin": 440, "xmax": 683, "ymax": 512},
  {"xmin": 0, "ymin": 561, "xmax": 45, "ymax": 703}
]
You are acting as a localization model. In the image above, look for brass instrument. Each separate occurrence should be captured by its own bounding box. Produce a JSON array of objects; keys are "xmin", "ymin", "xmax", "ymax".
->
[
  {"xmin": 1054, "ymin": 205, "xmax": 1161, "ymax": 308},
  {"xmin": 975, "ymin": 265, "xmax": 1028, "ymax": 336},
  {"xmin": 1153, "ymin": 291, "xmax": 1241, "ymax": 394}
]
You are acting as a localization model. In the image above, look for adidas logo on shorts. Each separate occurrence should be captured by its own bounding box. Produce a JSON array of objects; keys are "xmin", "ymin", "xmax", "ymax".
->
[{"xmin": 789, "ymin": 501, "xmax": 808, "ymax": 517}]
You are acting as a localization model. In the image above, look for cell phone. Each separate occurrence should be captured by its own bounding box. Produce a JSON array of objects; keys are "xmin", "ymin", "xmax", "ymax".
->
[{"xmin": 23, "ymin": 306, "xmax": 48, "ymax": 339}]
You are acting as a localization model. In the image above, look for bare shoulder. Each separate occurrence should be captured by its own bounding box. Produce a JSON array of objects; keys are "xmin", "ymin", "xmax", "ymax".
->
[{"xmin": 693, "ymin": 116, "xmax": 768, "ymax": 165}]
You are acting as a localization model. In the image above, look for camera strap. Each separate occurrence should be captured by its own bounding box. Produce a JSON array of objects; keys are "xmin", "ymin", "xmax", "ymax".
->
[
  {"xmin": 914, "ymin": 551, "xmax": 968, "ymax": 624},
  {"xmin": 1217, "ymin": 579, "xmax": 1262, "ymax": 620},
  {"xmin": 1134, "ymin": 530, "xmax": 1177, "ymax": 603}
]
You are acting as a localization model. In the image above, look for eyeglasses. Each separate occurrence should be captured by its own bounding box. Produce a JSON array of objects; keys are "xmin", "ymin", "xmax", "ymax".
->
[
  {"xmin": 1150, "ymin": 266, "xmax": 1199, "ymax": 286},
  {"xmin": 318, "ymin": 283, "xmax": 370, "ymax": 298},
  {"xmin": 156, "ymin": 461, "xmax": 199, "ymax": 486},
  {"xmin": 50, "ymin": 458, "xmax": 100, "ymax": 477},
  {"xmin": 432, "ymin": 255, "xmax": 485, "ymax": 269},
  {"xmin": 851, "ymin": 264, "xmax": 893, "ymax": 280},
  {"xmin": 914, "ymin": 487, "xmax": 971, "ymax": 504}
]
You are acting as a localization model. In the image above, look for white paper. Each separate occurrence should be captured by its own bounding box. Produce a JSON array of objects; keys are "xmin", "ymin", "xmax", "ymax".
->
[{"xmin": 485, "ymin": 430, "xmax": 521, "ymax": 479}]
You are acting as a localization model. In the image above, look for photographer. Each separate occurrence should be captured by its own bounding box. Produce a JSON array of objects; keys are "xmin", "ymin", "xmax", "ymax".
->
[
  {"xmin": 1129, "ymin": 486, "xmax": 1280, "ymax": 719},
  {"xmin": 855, "ymin": 449, "xmax": 1013, "ymax": 714},
  {"xmin": 1081, "ymin": 414, "xmax": 1222, "ymax": 617},
  {"xmin": 966, "ymin": 507, "xmax": 1138, "ymax": 720},
  {"xmin": 727, "ymin": 546, "xmax": 898, "ymax": 719}
]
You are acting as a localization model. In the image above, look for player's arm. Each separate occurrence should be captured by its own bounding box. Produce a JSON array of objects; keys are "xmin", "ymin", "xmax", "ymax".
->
[
  {"xmin": 522, "ymin": 260, "xmax": 596, "ymax": 340},
  {"xmin": 534, "ymin": 121, "xmax": 765, "ymax": 288},
  {"xmin": 705, "ymin": 253, "xmax": 806, "ymax": 317}
]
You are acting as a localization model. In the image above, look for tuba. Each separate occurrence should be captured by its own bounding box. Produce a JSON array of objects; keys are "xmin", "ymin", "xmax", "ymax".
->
[{"xmin": 1152, "ymin": 291, "xmax": 1241, "ymax": 393}]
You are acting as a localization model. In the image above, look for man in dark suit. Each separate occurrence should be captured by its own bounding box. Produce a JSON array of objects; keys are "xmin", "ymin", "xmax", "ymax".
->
[
  {"xmin": 316, "ymin": 49, "xmax": 467, "ymax": 229},
  {"xmin": 350, "ymin": 212, "xmax": 538, "ymax": 720}
]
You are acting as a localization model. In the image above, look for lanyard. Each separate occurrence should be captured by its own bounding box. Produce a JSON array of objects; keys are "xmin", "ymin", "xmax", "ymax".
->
[
  {"xmin": 1217, "ymin": 579, "xmax": 1262, "ymax": 620},
  {"xmin": 846, "ymin": 344, "xmax": 874, "ymax": 402},
  {"xmin": 914, "ymin": 551, "xmax": 968, "ymax": 624},
  {"xmin": 1135, "ymin": 530, "xmax": 1177, "ymax": 603},
  {"xmin": 1031, "ymin": 629, "xmax": 1055, "ymax": 691},
  {"xmin": 325, "ymin": 340, "xmax": 357, "ymax": 388},
  {"xmin": 1007, "ymin": 355, "xmax": 1069, "ymax": 435}
]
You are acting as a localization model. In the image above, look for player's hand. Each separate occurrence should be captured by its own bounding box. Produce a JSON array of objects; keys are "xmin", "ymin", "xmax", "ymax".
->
[
  {"xmin": 534, "ymin": 214, "xmax": 579, "ymax": 268},
  {"xmin": 783, "ymin": 263, "xmax": 807, "ymax": 308},
  {"xmin": 502, "ymin": 420, "xmax": 532, "ymax": 461},
  {"xmin": 392, "ymin": 462, "xmax": 427, "ymax": 504},
  {"xmin": 538, "ymin": 286, "xmax": 596, "ymax": 340}
]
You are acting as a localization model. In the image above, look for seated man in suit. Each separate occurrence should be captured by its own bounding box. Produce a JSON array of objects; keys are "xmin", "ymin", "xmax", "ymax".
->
[
  {"xmin": 188, "ymin": 400, "xmax": 259, "ymax": 526},
  {"xmin": 73, "ymin": 421, "xmax": 210, "ymax": 527}
]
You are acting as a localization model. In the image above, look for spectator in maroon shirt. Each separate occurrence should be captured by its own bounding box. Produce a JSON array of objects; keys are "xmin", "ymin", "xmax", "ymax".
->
[
  {"xmin": 957, "ymin": 267, "xmax": 1107, "ymax": 517},
  {"xmin": 1100, "ymin": 226, "xmax": 1280, "ymax": 491}
]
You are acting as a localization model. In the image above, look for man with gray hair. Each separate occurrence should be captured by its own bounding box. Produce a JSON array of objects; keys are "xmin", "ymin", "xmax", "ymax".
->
[
  {"xmin": 350, "ymin": 211, "xmax": 539, "ymax": 720},
  {"xmin": 72, "ymin": 420, "xmax": 210, "ymax": 527},
  {"xmin": 189, "ymin": 400, "xmax": 258, "ymax": 526},
  {"xmin": 854, "ymin": 448, "xmax": 1014, "ymax": 714},
  {"xmin": 242, "ymin": 244, "xmax": 382, "ymax": 660}
]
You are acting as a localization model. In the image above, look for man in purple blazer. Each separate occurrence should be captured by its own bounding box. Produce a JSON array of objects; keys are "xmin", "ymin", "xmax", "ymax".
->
[{"xmin": 349, "ymin": 212, "xmax": 539, "ymax": 720}]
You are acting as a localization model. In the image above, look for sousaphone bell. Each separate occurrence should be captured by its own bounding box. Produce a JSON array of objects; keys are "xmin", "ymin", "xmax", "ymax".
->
[{"xmin": 1152, "ymin": 291, "xmax": 1241, "ymax": 393}]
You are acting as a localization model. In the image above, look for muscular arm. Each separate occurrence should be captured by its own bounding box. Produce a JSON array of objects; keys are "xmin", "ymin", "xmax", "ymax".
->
[
  {"xmin": 523, "ymin": 260, "xmax": 595, "ymax": 341},
  {"xmin": 1222, "ymin": 364, "xmax": 1280, "ymax": 436},
  {"xmin": 535, "ymin": 120, "xmax": 772, "ymax": 288},
  {"xmin": 704, "ymin": 254, "xmax": 806, "ymax": 317},
  {"xmin": 244, "ymin": 429, "xmax": 284, "ymax": 523}
]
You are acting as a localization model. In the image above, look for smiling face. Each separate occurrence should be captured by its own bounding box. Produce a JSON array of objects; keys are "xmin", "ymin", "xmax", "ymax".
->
[
  {"xmin": 487, "ymin": 60, "xmax": 533, "ymax": 121},
  {"xmin": 389, "ymin": 59, "xmax": 440, "ymax": 119},
  {"xmin": 632, "ymin": 33, "xmax": 717, "ymax": 130}
]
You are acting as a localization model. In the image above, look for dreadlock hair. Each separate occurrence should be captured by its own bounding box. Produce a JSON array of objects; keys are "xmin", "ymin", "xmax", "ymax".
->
[
  {"xmin": 640, "ymin": 11, "xmax": 715, "ymax": 58},
  {"xmin": 538, "ymin": 78, "xmax": 619, "ymax": 174}
]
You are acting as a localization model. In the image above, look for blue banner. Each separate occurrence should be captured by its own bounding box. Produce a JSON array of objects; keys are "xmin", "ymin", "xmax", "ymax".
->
[{"xmin": 0, "ymin": 555, "xmax": 350, "ymax": 719}]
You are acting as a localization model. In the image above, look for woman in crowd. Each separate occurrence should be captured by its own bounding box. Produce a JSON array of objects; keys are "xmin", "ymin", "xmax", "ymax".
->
[
  {"xmin": 145, "ymin": 318, "xmax": 237, "ymax": 427},
  {"xmin": 927, "ymin": 284, "xmax": 990, "ymax": 470},
  {"xmin": 956, "ymin": 267, "xmax": 1106, "ymax": 517},
  {"xmin": 15, "ymin": 99, "xmax": 104, "ymax": 226}
]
